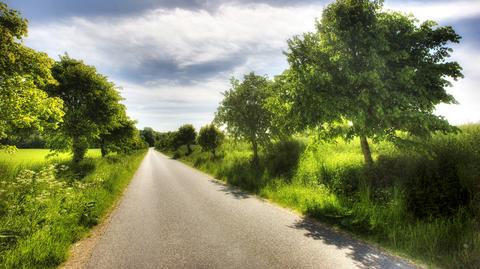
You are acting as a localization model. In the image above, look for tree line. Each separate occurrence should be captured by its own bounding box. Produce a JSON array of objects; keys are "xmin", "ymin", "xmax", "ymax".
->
[
  {"xmin": 0, "ymin": 2, "xmax": 148, "ymax": 162},
  {"xmin": 153, "ymin": 124, "xmax": 224, "ymax": 158},
  {"xmin": 172, "ymin": 0, "xmax": 461, "ymax": 168}
]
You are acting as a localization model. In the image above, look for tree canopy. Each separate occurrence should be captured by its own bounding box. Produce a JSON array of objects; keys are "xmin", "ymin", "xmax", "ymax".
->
[
  {"xmin": 176, "ymin": 124, "xmax": 197, "ymax": 154},
  {"xmin": 197, "ymin": 124, "xmax": 224, "ymax": 157},
  {"xmin": 215, "ymin": 72, "xmax": 273, "ymax": 164},
  {"xmin": 283, "ymin": 0, "xmax": 462, "ymax": 165},
  {"xmin": 140, "ymin": 127, "xmax": 156, "ymax": 147},
  {"xmin": 47, "ymin": 55, "xmax": 125, "ymax": 162},
  {"xmin": 0, "ymin": 3, "xmax": 63, "ymax": 150}
]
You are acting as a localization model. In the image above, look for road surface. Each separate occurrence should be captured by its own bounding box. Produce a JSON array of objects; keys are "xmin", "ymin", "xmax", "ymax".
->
[{"xmin": 88, "ymin": 148, "xmax": 416, "ymax": 269}]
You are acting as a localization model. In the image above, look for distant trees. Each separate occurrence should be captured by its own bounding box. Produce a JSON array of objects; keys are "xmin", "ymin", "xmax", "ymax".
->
[
  {"xmin": 155, "ymin": 131, "xmax": 178, "ymax": 151},
  {"xmin": 99, "ymin": 116, "xmax": 147, "ymax": 156},
  {"xmin": 198, "ymin": 124, "xmax": 224, "ymax": 157},
  {"xmin": 215, "ymin": 72, "xmax": 273, "ymax": 164},
  {"xmin": 176, "ymin": 124, "xmax": 197, "ymax": 154},
  {"xmin": 282, "ymin": 0, "xmax": 462, "ymax": 166},
  {"xmin": 47, "ymin": 55, "xmax": 128, "ymax": 162},
  {"xmin": 140, "ymin": 127, "xmax": 156, "ymax": 147},
  {"xmin": 0, "ymin": 3, "xmax": 63, "ymax": 151}
]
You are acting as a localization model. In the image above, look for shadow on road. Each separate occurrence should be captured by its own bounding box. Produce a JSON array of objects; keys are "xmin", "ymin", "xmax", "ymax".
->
[
  {"xmin": 290, "ymin": 218, "xmax": 415, "ymax": 269},
  {"xmin": 208, "ymin": 179, "xmax": 250, "ymax": 199}
]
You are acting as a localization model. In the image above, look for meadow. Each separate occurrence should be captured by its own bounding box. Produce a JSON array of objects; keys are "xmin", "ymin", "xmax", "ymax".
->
[
  {"xmin": 163, "ymin": 124, "xmax": 480, "ymax": 269},
  {"xmin": 0, "ymin": 148, "xmax": 146, "ymax": 268}
]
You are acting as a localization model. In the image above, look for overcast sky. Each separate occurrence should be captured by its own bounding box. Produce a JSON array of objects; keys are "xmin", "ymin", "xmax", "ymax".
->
[{"xmin": 6, "ymin": 0, "xmax": 480, "ymax": 131}]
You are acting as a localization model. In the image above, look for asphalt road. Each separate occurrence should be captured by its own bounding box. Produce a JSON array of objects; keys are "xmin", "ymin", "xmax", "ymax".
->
[{"xmin": 88, "ymin": 148, "xmax": 416, "ymax": 269}]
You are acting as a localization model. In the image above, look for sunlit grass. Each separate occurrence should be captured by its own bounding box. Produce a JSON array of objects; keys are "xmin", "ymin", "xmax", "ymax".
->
[
  {"xmin": 0, "ymin": 148, "xmax": 101, "ymax": 165},
  {"xmin": 0, "ymin": 149, "xmax": 146, "ymax": 268},
  {"xmin": 162, "ymin": 125, "xmax": 480, "ymax": 269}
]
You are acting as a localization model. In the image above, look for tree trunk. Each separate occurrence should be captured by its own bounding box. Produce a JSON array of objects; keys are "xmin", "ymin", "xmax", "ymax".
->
[
  {"xmin": 360, "ymin": 135, "xmax": 373, "ymax": 167},
  {"xmin": 252, "ymin": 140, "xmax": 259, "ymax": 166},
  {"xmin": 187, "ymin": 144, "xmax": 192, "ymax": 155},
  {"xmin": 72, "ymin": 136, "xmax": 88, "ymax": 163},
  {"xmin": 212, "ymin": 149, "xmax": 216, "ymax": 158},
  {"xmin": 100, "ymin": 138, "xmax": 107, "ymax": 157}
]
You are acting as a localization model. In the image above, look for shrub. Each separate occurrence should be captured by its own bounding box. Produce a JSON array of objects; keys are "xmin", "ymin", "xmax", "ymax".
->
[
  {"xmin": 176, "ymin": 124, "xmax": 197, "ymax": 154},
  {"xmin": 197, "ymin": 124, "xmax": 224, "ymax": 157},
  {"xmin": 265, "ymin": 140, "xmax": 305, "ymax": 178}
]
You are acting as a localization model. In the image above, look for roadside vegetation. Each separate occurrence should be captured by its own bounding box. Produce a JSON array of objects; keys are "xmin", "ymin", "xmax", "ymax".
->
[
  {"xmin": 155, "ymin": 1, "xmax": 479, "ymax": 268},
  {"xmin": 0, "ymin": 3, "xmax": 149, "ymax": 268},
  {"xmin": 157, "ymin": 125, "xmax": 479, "ymax": 268},
  {"xmin": 0, "ymin": 149, "xmax": 146, "ymax": 268}
]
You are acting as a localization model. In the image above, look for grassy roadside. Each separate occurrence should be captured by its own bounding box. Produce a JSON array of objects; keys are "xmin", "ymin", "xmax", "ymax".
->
[
  {"xmin": 159, "ymin": 125, "xmax": 480, "ymax": 269},
  {"xmin": 0, "ymin": 149, "xmax": 147, "ymax": 268}
]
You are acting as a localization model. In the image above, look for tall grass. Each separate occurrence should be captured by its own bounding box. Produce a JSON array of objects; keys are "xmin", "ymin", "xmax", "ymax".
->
[
  {"xmin": 164, "ymin": 125, "xmax": 480, "ymax": 268},
  {"xmin": 0, "ymin": 149, "xmax": 146, "ymax": 268}
]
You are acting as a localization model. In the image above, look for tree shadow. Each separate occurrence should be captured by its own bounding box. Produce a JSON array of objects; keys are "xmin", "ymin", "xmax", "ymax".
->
[
  {"xmin": 209, "ymin": 179, "xmax": 250, "ymax": 199},
  {"xmin": 290, "ymin": 218, "xmax": 416, "ymax": 269}
]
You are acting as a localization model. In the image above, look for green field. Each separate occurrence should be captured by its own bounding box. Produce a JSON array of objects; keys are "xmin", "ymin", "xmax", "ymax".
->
[
  {"xmin": 0, "ymin": 149, "xmax": 146, "ymax": 268},
  {"xmin": 162, "ymin": 125, "xmax": 480, "ymax": 269},
  {"xmin": 0, "ymin": 148, "xmax": 101, "ymax": 166}
]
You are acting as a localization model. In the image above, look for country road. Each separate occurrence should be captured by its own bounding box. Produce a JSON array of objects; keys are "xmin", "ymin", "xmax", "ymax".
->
[{"xmin": 87, "ymin": 148, "xmax": 416, "ymax": 269}]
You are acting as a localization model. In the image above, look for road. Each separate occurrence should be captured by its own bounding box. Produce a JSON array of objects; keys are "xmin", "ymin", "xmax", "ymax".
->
[{"xmin": 88, "ymin": 148, "xmax": 416, "ymax": 269}]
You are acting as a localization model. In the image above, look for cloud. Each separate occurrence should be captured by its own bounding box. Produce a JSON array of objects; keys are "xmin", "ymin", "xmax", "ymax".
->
[
  {"xmin": 26, "ymin": 4, "xmax": 320, "ymax": 85},
  {"xmin": 435, "ymin": 44, "xmax": 480, "ymax": 125},
  {"xmin": 384, "ymin": 1, "xmax": 480, "ymax": 22},
  {"xmin": 20, "ymin": 1, "xmax": 480, "ymax": 130}
]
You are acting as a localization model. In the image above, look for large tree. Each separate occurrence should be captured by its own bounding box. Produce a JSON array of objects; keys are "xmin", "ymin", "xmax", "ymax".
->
[
  {"xmin": 284, "ymin": 0, "xmax": 462, "ymax": 166},
  {"xmin": 0, "ymin": 3, "xmax": 63, "ymax": 150},
  {"xmin": 215, "ymin": 72, "xmax": 273, "ymax": 164},
  {"xmin": 47, "ymin": 55, "xmax": 124, "ymax": 162}
]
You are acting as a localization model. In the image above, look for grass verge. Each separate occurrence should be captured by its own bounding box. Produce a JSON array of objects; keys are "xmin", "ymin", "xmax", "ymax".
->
[
  {"xmin": 159, "ymin": 125, "xmax": 480, "ymax": 269},
  {"xmin": 0, "ymin": 149, "xmax": 146, "ymax": 268}
]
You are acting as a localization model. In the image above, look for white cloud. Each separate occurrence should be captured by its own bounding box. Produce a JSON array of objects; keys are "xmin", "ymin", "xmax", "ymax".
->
[
  {"xmin": 384, "ymin": 1, "xmax": 480, "ymax": 22},
  {"xmin": 436, "ymin": 44, "xmax": 480, "ymax": 125}
]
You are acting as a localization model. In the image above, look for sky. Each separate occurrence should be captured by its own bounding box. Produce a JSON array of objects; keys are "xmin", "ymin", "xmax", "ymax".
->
[{"xmin": 6, "ymin": 0, "xmax": 480, "ymax": 131}]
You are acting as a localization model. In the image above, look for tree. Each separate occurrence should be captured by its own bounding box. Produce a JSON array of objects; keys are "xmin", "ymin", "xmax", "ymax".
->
[
  {"xmin": 215, "ymin": 72, "xmax": 273, "ymax": 164},
  {"xmin": 47, "ymin": 55, "xmax": 124, "ymax": 162},
  {"xmin": 154, "ymin": 131, "xmax": 178, "ymax": 152},
  {"xmin": 197, "ymin": 124, "xmax": 224, "ymax": 157},
  {"xmin": 99, "ymin": 117, "xmax": 146, "ymax": 155},
  {"xmin": 0, "ymin": 3, "xmax": 64, "ymax": 150},
  {"xmin": 284, "ymin": 0, "xmax": 462, "ymax": 166},
  {"xmin": 140, "ymin": 127, "xmax": 156, "ymax": 147},
  {"xmin": 176, "ymin": 124, "xmax": 196, "ymax": 154}
]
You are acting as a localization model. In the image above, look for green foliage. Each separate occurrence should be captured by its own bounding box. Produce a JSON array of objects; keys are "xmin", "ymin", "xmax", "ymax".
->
[
  {"xmin": 140, "ymin": 127, "xmax": 156, "ymax": 147},
  {"xmin": 47, "ymin": 55, "xmax": 125, "ymax": 162},
  {"xmin": 176, "ymin": 124, "xmax": 197, "ymax": 154},
  {"xmin": 154, "ymin": 131, "xmax": 178, "ymax": 152},
  {"xmin": 215, "ymin": 72, "xmax": 273, "ymax": 163},
  {"xmin": 283, "ymin": 0, "xmax": 463, "ymax": 165},
  {"xmin": 0, "ymin": 149, "xmax": 146, "ymax": 268},
  {"xmin": 264, "ymin": 139, "xmax": 305, "ymax": 178},
  {"xmin": 0, "ymin": 3, "xmax": 64, "ymax": 149},
  {"xmin": 100, "ymin": 118, "xmax": 147, "ymax": 156},
  {"xmin": 197, "ymin": 124, "xmax": 224, "ymax": 157}
]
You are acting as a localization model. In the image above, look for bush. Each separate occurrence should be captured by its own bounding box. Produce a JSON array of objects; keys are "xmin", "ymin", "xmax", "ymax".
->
[
  {"xmin": 265, "ymin": 140, "xmax": 305, "ymax": 177},
  {"xmin": 197, "ymin": 124, "xmax": 224, "ymax": 157}
]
